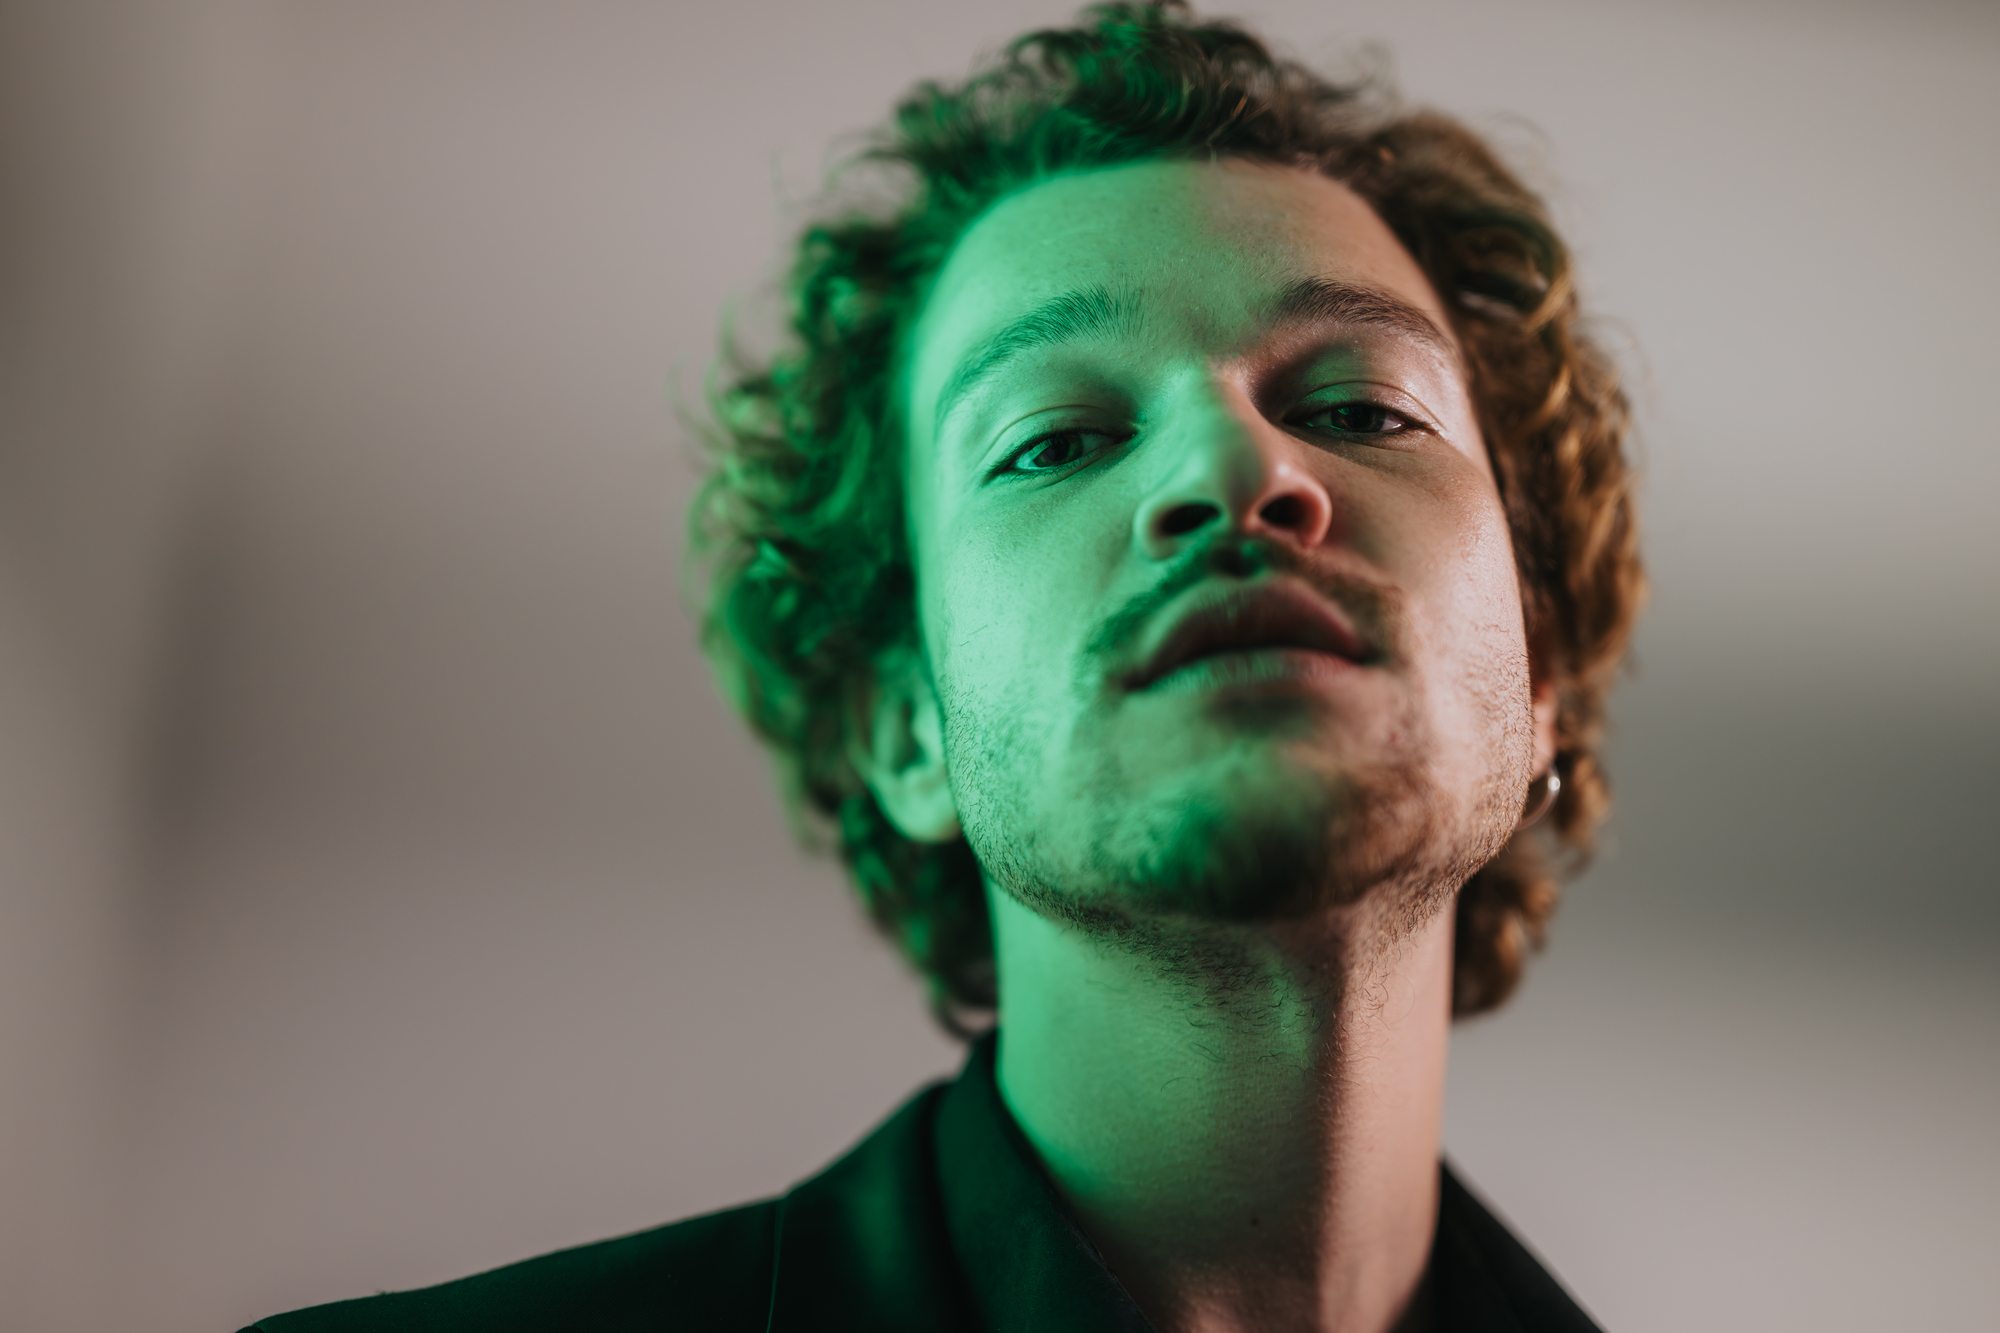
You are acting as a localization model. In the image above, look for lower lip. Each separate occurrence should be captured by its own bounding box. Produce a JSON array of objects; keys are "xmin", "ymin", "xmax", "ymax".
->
[{"xmin": 1142, "ymin": 648, "xmax": 1362, "ymax": 695}]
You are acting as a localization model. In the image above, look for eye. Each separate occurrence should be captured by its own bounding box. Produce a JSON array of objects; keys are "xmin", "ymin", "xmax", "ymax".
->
[
  {"xmin": 1005, "ymin": 428, "xmax": 1121, "ymax": 474},
  {"xmin": 1294, "ymin": 401, "xmax": 1417, "ymax": 436}
]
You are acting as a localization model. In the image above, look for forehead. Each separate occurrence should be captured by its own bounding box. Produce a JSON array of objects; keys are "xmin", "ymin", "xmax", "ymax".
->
[{"xmin": 908, "ymin": 158, "xmax": 1453, "ymax": 410}]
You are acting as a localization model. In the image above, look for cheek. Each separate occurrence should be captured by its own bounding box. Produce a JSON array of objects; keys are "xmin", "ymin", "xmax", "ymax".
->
[
  {"xmin": 926, "ymin": 543, "xmax": 1045, "ymax": 686},
  {"xmin": 1390, "ymin": 449, "xmax": 1522, "ymax": 634},
  {"xmin": 1389, "ymin": 465, "xmax": 1531, "ymax": 723},
  {"xmin": 1450, "ymin": 491, "xmax": 1526, "ymax": 635},
  {"xmin": 1434, "ymin": 491, "xmax": 1536, "ymax": 763},
  {"xmin": 925, "ymin": 481, "xmax": 1136, "ymax": 681}
]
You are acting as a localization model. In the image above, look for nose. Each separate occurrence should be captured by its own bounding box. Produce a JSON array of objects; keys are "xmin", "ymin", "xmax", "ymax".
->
[{"xmin": 1134, "ymin": 385, "xmax": 1334, "ymax": 561}]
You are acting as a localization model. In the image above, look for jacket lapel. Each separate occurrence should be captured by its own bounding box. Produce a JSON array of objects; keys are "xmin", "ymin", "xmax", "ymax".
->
[{"xmin": 764, "ymin": 1084, "xmax": 978, "ymax": 1333}]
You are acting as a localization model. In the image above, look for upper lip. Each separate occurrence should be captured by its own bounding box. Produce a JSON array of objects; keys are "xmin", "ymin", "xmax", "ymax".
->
[{"xmin": 1121, "ymin": 579, "xmax": 1376, "ymax": 691}]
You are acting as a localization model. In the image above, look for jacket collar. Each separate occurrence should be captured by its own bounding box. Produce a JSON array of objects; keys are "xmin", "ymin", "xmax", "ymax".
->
[
  {"xmin": 933, "ymin": 1034, "xmax": 1158, "ymax": 1333},
  {"xmin": 763, "ymin": 1077, "xmax": 973, "ymax": 1333},
  {"xmin": 762, "ymin": 1034, "xmax": 1153, "ymax": 1333},
  {"xmin": 764, "ymin": 1033, "xmax": 1598, "ymax": 1333}
]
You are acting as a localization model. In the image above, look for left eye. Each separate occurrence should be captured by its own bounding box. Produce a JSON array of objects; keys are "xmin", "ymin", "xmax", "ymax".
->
[
  {"xmin": 1010, "ymin": 429, "xmax": 1115, "ymax": 472},
  {"xmin": 1298, "ymin": 402, "xmax": 1412, "ymax": 435}
]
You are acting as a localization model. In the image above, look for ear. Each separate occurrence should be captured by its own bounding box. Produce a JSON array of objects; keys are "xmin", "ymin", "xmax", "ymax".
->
[{"xmin": 850, "ymin": 647, "xmax": 962, "ymax": 844}]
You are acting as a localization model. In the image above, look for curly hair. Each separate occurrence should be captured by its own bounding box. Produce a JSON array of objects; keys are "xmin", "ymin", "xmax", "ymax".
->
[{"xmin": 692, "ymin": 1, "xmax": 1644, "ymax": 1029}]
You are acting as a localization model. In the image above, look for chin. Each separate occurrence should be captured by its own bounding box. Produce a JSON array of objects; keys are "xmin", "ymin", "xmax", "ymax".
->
[
  {"xmin": 1071, "ymin": 750, "xmax": 1450, "ymax": 926},
  {"xmin": 957, "ymin": 696, "xmax": 1516, "ymax": 949}
]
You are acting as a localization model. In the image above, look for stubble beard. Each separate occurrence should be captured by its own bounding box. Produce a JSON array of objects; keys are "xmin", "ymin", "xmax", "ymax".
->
[{"xmin": 942, "ymin": 659, "xmax": 1528, "ymax": 990}]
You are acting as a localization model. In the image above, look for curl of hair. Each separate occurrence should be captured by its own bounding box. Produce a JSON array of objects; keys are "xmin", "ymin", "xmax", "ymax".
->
[{"xmin": 692, "ymin": 1, "xmax": 1644, "ymax": 1030}]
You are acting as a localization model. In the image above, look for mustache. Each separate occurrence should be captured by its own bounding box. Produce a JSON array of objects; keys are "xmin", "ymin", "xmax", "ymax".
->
[{"xmin": 1081, "ymin": 534, "xmax": 1399, "ymax": 669}]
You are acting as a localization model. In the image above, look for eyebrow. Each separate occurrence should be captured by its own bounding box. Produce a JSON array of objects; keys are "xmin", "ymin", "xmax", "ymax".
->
[
  {"xmin": 932, "ymin": 284, "xmax": 1143, "ymax": 431},
  {"xmin": 930, "ymin": 275, "xmax": 1454, "ymax": 434},
  {"xmin": 1268, "ymin": 276, "xmax": 1456, "ymax": 360}
]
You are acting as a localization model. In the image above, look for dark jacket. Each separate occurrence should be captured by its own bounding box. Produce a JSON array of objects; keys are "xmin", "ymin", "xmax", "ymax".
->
[{"xmin": 248, "ymin": 1039, "xmax": 1601, "ymax": 1332}]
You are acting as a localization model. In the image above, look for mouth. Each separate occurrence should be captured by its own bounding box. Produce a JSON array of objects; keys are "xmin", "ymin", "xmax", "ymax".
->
[{"xmin": 1121, "ymin": 579, "xmax": 1378, "ymax": 693}]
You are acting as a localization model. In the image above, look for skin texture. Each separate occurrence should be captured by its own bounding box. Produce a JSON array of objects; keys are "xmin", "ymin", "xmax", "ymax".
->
[{"xmin": 859, "ymin": 160, "xmax": 1557, "ymax": 1333}]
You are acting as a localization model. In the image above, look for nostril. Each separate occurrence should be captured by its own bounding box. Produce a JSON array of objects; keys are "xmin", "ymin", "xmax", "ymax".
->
[
  {"xmin": 1159, "ymin": 501, "xmax": 1219, "ymax": 538},
  {"xmin": 1259, "ymin": 493, "xmax": 1308, "ymax": 530}
]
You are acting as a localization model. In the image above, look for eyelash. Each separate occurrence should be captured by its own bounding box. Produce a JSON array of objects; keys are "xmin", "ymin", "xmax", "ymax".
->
[
  {"xmin": 1290, "ymin": 400, "xmax": 1421, "ymax": 437},
  {"xmin": 997, "ymin": 428, "xmax": 1127, "ymax": 476}
]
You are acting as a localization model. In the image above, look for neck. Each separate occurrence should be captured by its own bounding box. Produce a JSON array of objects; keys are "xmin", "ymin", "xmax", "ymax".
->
[{"xmin": 991, "ymin": 888, "xmax": 1451, "ymax": 1333}]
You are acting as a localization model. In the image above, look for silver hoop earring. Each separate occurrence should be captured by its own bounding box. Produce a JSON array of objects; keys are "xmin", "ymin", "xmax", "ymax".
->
[{"xmin": 1518, "ymin": 769, "xmax": 1561, "ymax": 830}]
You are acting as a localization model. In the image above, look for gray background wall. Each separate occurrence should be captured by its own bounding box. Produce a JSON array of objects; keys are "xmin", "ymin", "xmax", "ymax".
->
[{"xmin": 1, "ymin": 2, "xmax": 1993, "ymax": 1329}]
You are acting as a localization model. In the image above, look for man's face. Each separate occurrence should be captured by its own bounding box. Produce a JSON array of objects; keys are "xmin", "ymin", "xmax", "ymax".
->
[{"xmin": 901, "ymin": 159, "xmax": 1537, "ymax": 931}]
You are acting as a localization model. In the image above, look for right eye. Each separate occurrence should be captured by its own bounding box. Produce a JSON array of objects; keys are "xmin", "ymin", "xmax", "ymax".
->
[{"xmin": 1006, "ymin": 429, "xmax": 1119, "ymax": 474}]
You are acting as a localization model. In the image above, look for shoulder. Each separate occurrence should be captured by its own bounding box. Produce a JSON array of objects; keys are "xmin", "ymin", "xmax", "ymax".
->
[
  {"xmin": 244, "ymin": 1199, "xmax": 780, "ymax": 1333},
  {"xmin": 242, "ymin": 1083, "xmax": 956, "ymax": 1333},
  {"xmin": 1434, "ymin": 1162, "xmax": 1604, "ymax": 1333}
]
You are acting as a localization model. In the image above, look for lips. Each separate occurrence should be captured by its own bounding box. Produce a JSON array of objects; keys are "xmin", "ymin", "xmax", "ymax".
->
[{"xmin": 1122, "ymin": 579, "xmax": 1376, "ymax": 692}]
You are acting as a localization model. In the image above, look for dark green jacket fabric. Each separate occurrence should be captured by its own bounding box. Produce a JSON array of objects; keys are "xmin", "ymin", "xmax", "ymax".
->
[{"xmin": 247, "ymin": 1039, "xmax": 1601, "ymax": 1332}]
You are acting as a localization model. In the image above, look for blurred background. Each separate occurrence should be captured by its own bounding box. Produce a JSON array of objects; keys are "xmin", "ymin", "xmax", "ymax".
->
[{"xmin": 1, "ymin": 1, "xmax": 1994, "ymax": 1329}]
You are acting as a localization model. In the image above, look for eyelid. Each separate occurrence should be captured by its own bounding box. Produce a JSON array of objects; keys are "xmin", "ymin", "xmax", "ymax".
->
[
  {"xmin": 1288, "ymin": 381, "xmax": 1438, "ymax": 433},
  {"xmin": 984, "ymin": 417, "xmax": 1130, "ymax": 480}
]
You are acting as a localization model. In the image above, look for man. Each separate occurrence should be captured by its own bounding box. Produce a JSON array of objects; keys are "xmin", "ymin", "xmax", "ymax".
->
[{"xmin": 248, "ymin": 4, "xmax": 1641, "ymax": 1330}]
